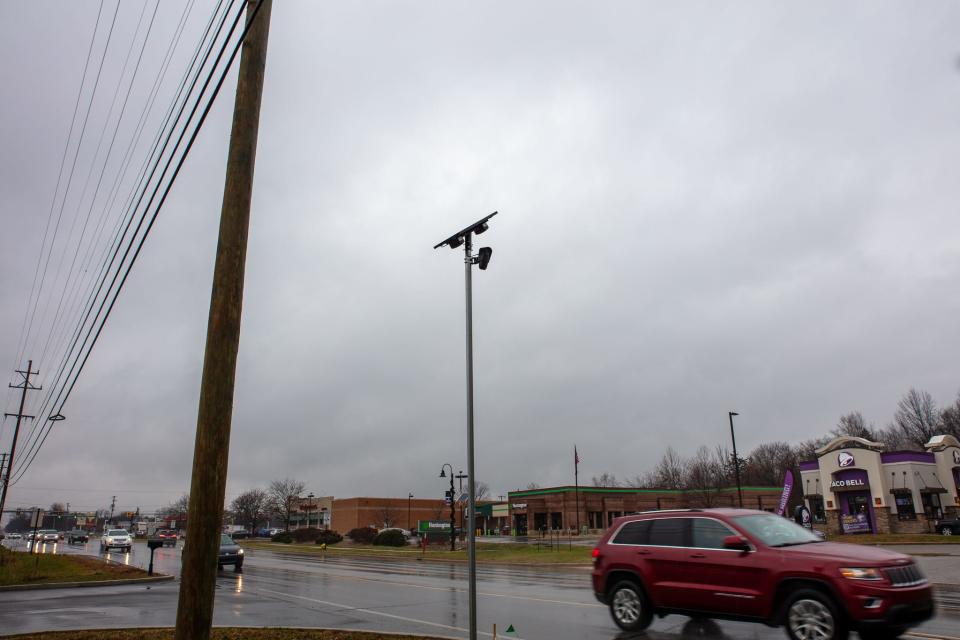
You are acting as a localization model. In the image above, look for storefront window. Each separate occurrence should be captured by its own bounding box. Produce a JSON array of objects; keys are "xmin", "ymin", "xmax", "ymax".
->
[
  {"xmin": 894, "ymin": 493, "xmax": 916, "ymax": 520},
  {"xmin": 921, "ymin": 493, "xmax": 943, "ymax": 520}
]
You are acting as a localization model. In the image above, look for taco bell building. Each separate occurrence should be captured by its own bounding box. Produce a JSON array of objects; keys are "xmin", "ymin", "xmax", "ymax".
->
[{"xmin": 799, "ymin": 434, "xmax": 960, "ymax": 535}]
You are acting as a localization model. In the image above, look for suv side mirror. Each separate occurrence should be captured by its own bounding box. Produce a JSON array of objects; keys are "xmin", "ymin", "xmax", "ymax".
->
[{"xmin": 722, "ymin": 535, "xmax": 751, "ymax": 551}]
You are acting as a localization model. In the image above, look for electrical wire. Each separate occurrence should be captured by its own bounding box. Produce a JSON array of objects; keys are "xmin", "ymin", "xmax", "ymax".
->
[
  {"xmin": 11, "ymin": 0, "xmax": 266, "ymax": 485},
  {"xmin": 14, "ymin": 0, "xmax": 232, "ymax": 460}
]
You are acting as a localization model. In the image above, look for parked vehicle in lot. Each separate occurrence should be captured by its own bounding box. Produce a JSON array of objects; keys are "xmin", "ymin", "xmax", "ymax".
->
[
  {"xmin": 591, "ymin": 509, "xmax": 933, "ymax": 640},
  {"xmin": 66, "ymin": 530, "xmax": 89, "ymax": 544},
  {"xmin": 7, "ymin": 533, "xmax": 22, "ymax": 540},
  {"xmin": 100, "ymin": 529, "xmax": 133, "ymax": 553},
  {"xmin": 217, "ymin": 533, "xmax": 243, "ymax": 571},
  {"xmin": 934, "ymin": 517, "xmax": 960, "ymax": 536},
  {"xmin": 156, "ymin": 529, "xmax": 178, "ymax": 546}
]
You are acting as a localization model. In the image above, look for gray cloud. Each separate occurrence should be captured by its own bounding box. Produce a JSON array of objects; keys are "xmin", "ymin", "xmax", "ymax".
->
[{"xmin": 1, "ymin": 1, "xmax": 959, "ymax": 515}]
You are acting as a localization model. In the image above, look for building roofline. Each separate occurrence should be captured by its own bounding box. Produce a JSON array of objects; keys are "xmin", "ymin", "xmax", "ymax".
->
[{"xmin": 507, "ymin": 485, "xmax": 782, "ymax": 498}]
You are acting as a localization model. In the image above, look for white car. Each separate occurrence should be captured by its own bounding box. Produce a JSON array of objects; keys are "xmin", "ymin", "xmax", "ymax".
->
[
  {"xmin": 38, "ymin": 529, "xmax": 59, "ymax": 543},
  {"xmin": 7, "ymin": 533, "xmax": 22, "ymax": 540},
  {"xmin": 100, "ymin": 528, "xmax": 133, "ymax": 553}
]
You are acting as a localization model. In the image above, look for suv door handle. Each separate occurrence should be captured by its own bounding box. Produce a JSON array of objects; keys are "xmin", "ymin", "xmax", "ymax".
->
[
  {"xmin": 635, "ymin": 549, "xmax": 651, "ymax": 555},
  {"xmin": 689, "ymin": 553, "xmax": 706, "ymax": 559}
]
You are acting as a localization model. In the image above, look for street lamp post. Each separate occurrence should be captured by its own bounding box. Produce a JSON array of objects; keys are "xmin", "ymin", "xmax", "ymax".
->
[
  {"xmin": 434, "ymin": 211, "xmax": 497, "ymax": 640},
  {"xmin": 407, "ymin": 492, "xmax": 413, "ymax": 532},
  {"xmin": 439, "ymin": 464, "xmax": 456, "ymax": 551},
  {"xmin": 728, "ymin": 412, "xmax": 743, "ymax": 508},
  {"xmin": 307, "ymin": 492, "xmax": 315, "ymax": 529},
  {"xmin": 455, "ymin": 470, "xmax": 468, "ymax": 536}
]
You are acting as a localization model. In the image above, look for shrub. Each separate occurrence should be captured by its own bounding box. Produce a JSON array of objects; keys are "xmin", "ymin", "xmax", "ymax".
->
[
  {"xmin": 373, "ymin": 529, "xmax": 408, "ymax": 547},
  {"xmin": 347, "ymin": 527, "xmax": 377, "ymax": 544},
  {"xmin": 315, "ymin": 530, "xmax": 343, "ymax": 545},
  {"xmin": 291, "ymin": 527, "xmax": 322, "ymax": 543},
  {"xmin": 271, "ymin": 531, "xmax": 293, "ymax": 543}
]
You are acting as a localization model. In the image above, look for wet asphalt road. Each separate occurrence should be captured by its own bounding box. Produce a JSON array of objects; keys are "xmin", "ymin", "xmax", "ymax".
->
[{"xmin": 1, "ymin": 539, "xmax": 958, "ymax": 640}]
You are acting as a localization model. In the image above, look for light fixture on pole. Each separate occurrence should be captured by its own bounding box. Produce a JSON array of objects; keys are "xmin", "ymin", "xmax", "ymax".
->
[
  {"xmin": 407, "ymin": 492, "xmax": 413, "ymax": 532},
  {"xmin": 439, "ymin": 464, "xmax": 456, "ymax": 552},
  {"xmin": 434, "ymin": 211, "xmax": 498, "ymax": 640},
  {"xmin": 728, "ymin": 412, "xmax": 743, "ymax": 508},
  {"xmin": 307, "ymin": 492, "xmax": 315, "ymax": 528}
]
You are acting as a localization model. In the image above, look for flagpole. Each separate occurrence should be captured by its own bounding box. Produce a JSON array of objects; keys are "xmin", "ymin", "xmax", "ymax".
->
[{"xmin": 574, "ymin": 446, "xmax": 580, "ymax": 534}]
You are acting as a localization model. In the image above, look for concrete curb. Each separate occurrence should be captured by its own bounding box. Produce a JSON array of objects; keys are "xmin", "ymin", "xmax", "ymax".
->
[
  {"xmin": 0, "ymin": 574, "xmax": 174, "ymax": 592},
  {"xmin": 1, "ymin": 626, "xmax": 459, "ymax": 640}
]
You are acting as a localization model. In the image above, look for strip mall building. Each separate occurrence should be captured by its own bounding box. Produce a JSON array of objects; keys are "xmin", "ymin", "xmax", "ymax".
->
[
  {"xmin": 799, "ymin": 434, "xmax": 960, "ymax": 535},
  {"xmin": 506, "ymin": 485, "xmax": 783, "ymax": 534}
]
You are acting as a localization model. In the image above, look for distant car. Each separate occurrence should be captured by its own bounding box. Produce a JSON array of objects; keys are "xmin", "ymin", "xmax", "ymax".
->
[
  {"xmin": 39, "ymin": 530, "xmax": 59, "ymax": 543},
  {"xmin": 156, "ymin": 529, "xmax": 178, "ymax": 546},
  {"xmin": 66, "ymin": 530, "xmax": 89, "ymax": 544},
  {"xmin": 218, "ymin": 533, "xmax": 244, "ymax": 571},
  {"xmin": 7, "ymin": 533, "xmax": 22, "ymax": 540},
  {"xmin": 100, "ymin": 529, "xmax": 133, "ymax": 553},
  {"xmin": 935, "ymin": 517, "xmax": 960, "ymax": 536},
  {"xmin": 230, "ymin": 530, "xmax": 250, "ymax": 539}
]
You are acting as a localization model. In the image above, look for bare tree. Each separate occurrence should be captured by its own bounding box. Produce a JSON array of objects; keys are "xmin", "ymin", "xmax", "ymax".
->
[
  {"xmin": 524, "ymin": 482, "xmax": 540, "ymax": 490},
  {"xmin": 793, "ymin": 437, "xmax": 828, "ymax": 462},
  {"xmin": 268, "ymin": 478, "xmax": 306, "ymax": 531},
  {"xmin": 230, "ymin": 489, "xmax": 270, "ymax": 533},
  {"xmin": 685, "ymin": 446, "xmax": 728, "ymax": 507},
  {"xmin": 591, "ymin": 472, "xmax": 619, "ymax": 487},
  {"xmin": 832, "ymin": 411, "xmax": 876, "ymax": 440},
  {"xmin": 743, "ymin": 442, "xmax": 796, "ymax": 487},
  {"xmin": 624, "ymin": 471, "xmax": 658, "ymax": 488},
  {"xmin": 474, "ymin": 481, "xmax": 491, "ymax": 502},
  {"xmin": 158, "ymin": 493, "xmax": 190, "ymax": 517},
  {"xmin": 378, "ymin": 503, "xmax": 396, "ymax": 527},
  {"xmin": 939, "ymin": 391, "xmax": 960, "ymax": 440},
  {"xmin": 893, "ymin": 388, "xmax": 940, "ymax": 449},
  {"xmin": 49, "ymin": 502, "xmax": 66, "ymax": 513},
  {"xmin": 653, "ymin": 447, "xmax": 686, "ymax": 489}
]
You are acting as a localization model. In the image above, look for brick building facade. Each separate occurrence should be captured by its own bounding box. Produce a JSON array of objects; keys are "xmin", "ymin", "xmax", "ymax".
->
[
  {"xmin": 330, "ymin": 497, "xmax": 448, "ymax": 533},
  {"xmin": 507, "ymin": 485, "xmax": 783, "ymax": 534}
]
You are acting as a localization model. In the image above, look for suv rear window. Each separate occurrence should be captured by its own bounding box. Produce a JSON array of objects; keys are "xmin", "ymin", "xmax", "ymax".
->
[
  {"xmin": 647, "ymin": 518, "xmax": 687, "ymax": 546},
  {"xmin": 612, "ymin": 520, "xmax": 650, "ymax": 545}
]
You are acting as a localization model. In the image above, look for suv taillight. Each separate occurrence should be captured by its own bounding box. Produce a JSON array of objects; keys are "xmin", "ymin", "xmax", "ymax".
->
[{"xmin": 592, "ymin": 547, "xmax": 602, "ymax": 566}]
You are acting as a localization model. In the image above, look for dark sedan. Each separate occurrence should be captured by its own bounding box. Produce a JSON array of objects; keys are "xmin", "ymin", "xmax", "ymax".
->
[
  {"xmin": 218, "ymin": 533, "xmax": 244, "ymax": 571},
  {"xmin": 66, "ymin": 530, "xmax": 89, "ymax": 544},
  {"xmin": 935, "ymin": 517, "xmax": 960, "ymax": 536}
]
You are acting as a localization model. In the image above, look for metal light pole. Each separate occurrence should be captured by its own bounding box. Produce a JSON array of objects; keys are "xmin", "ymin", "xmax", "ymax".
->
[
  {"xmin": 456, "ymin": 471, "xmax": 468, "ymax": 535},
  {"xmin": 728, "ymin": 411, "xmax": 743, "ymax": 508},
  {"xmin": 439, "ymin": 464, "xmax": 456, "ymax": 551},
  {"xmin": 307, "ymin": 492, "xmax": 315, "ymax": 528},
  {"xmin": 434, "ymin": 212, "xmax": 497, "ymax": 640},
  {"xmin": 407, "ymin": 492, "xmax": 413, "ymax": 532}
]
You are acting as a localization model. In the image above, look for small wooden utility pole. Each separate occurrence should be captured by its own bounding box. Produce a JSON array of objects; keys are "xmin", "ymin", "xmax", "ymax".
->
[{"xmin": 174, "ymin": 2, "xmax": 272, "ymax": 640}]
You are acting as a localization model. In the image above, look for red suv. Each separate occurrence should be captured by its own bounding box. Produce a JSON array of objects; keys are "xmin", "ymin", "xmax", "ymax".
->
[{"xmin": 591, "ymin": 509, "xmax": 933, "ymax": 640}]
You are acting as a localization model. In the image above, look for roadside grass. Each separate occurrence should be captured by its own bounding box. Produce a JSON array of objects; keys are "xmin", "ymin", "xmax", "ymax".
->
[
  {"xmin": 243, "ymin": 540, "xmax": 592, "ymax": 564},
  {"xmin": 4, "ymin": 630, "xmax": 434, "ymax": 640},
  {"xmin": 0, "ymin": 546, "xmax": 148, "ymax": 586},
  {"xmin": 823, "ymin": 533, "xmax": 960, "ymax": 545}
]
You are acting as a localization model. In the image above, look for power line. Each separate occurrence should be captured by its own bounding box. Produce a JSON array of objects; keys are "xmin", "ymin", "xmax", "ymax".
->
[
  {"xmin": 6, "ymin": 0, "xmax": 107, "ymax": 418},
  {"xmin": 10, "ymin": 0, "xmax": 255, "ymax": 484},
  {"xmin": 12, "ymin": 0, "xmax": 233, "ymax": 465}
]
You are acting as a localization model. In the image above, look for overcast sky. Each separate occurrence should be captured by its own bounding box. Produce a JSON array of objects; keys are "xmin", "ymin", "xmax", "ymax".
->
[{"xmin": 1, "ymin": 1, "xmax": 959, "ymax": 517}]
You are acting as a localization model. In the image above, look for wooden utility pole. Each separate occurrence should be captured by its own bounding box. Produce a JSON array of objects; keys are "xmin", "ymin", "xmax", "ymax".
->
[
  {"xmin": 174, "ymin": 2, "xmax": 272, "ymax": 639},
  {"xmin": 0, "ymin": 360, "xmax": 40, "ymax": 520}
]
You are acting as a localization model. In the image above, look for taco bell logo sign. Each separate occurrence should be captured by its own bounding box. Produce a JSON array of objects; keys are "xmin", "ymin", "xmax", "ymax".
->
[{"xmin": 838, "ymin": 452, "xmax": 855, "ymax": 468}]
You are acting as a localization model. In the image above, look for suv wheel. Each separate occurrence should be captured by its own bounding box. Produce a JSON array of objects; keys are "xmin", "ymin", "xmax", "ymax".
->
[
  {"xmin": 941, "ymin": 526, "xmax": 954, "ymax": 536},
  {"xmin": 784, "ymin": 589, "xmax": 847, "ymax": 640},
  {"xmin": 608, "ymin": 579, "xmax": 652, "ymax": 631}
]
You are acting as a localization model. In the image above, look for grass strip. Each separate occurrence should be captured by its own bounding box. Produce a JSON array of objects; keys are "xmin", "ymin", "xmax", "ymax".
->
[
  {"xmin": 0, "ymin": 546, "xmax": 149, "ymax": 587},
  {"xmin": 243, "ymin": 541, "xmax": 592, "ymax": 564}
]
